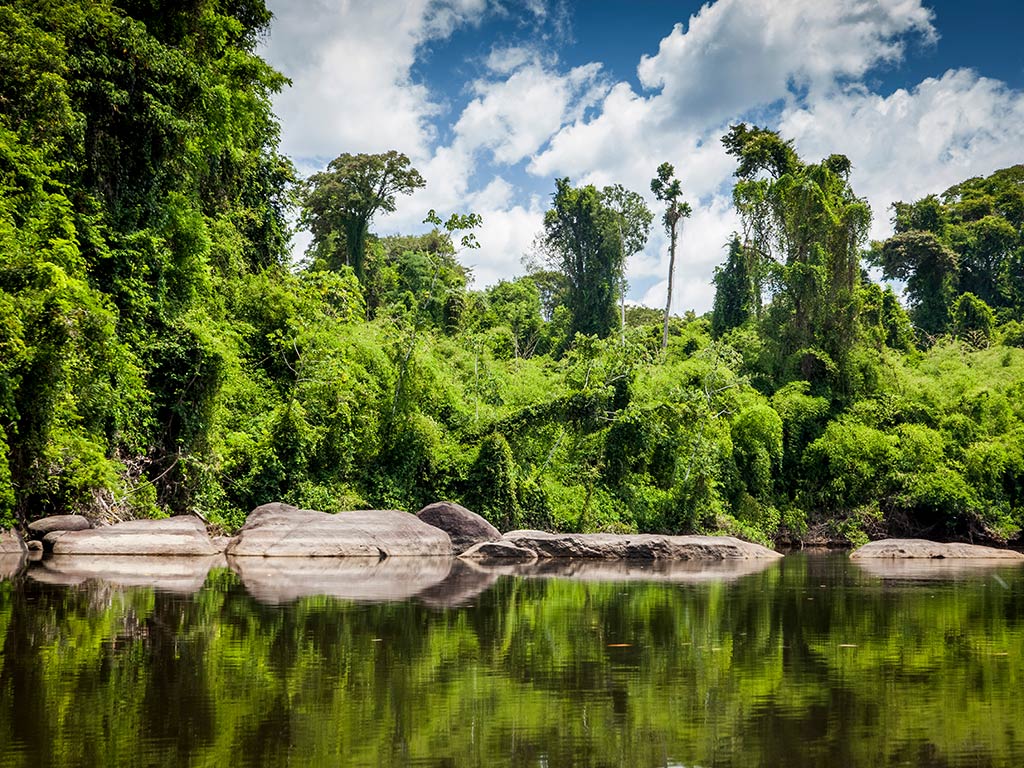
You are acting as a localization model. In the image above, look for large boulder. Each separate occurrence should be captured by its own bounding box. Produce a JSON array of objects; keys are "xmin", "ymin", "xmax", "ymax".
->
[
  {"xmin": 28, "ymin": 515, "xmax": 92, "ymax": 539},
  {"xmin": 416, "ymin": 501, "xmax": 501, "ymax": 554},
  {"xmin": 502, "ymin": 531, "xmax": 782, "ymax": 560},
  {"xmin": 850, "ymin": 539, "xmax": 1024, "ymax": 560},
  {"xmin": 48, "ymin": 516, "xmax": 221, "ymax": 556},
  {"xmin": 0, "ymin": 528, "xmax": 26, "ymax": 555},
  {"xmin": 226, "ymin": 503, "xmax": 452, "ymax": 557}
]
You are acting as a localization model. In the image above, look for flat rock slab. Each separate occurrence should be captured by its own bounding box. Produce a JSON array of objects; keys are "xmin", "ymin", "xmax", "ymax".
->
[
  {"xmin": 229, "ymin": 555, "xmax": 455, "ymax": 604},
  {"xmin": 502, "ymin": 531, "xmax": 782, "ymax": 560},
  {"xmin": 0, "ymin": 529, "xmax": 26, "ymax": 555},
  {"xmin": 29, "ymin": 555, "xmax": 226, "ymax": 594},
  {"xmin": 48, "ymin": 516, "xmax": 221, "ymax": 556},
  {"xmin": 850, "ymin": 539, "xmax": 1024, "ymax": 560},
  {"xmin": 417, "ymin": 501, "xmax": 500, "ymax": 554},
  {"xmin": 28, "ymin": 515, "xmax": 92, "ymax": 538},
  {"xmin": 227, "ymin": 503, "xmax": 452, "ymax": 557}
]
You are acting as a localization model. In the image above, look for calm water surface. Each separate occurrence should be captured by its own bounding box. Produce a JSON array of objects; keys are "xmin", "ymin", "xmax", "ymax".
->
[{"xmin": 0, "ymin": 552, "xmax": 1022, "ymax": 767}]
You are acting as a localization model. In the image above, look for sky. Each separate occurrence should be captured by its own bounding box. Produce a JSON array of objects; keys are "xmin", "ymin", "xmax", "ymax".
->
[{"xmin": 261, "ymin": 0, "xmax": 1024, "ymax": 314}]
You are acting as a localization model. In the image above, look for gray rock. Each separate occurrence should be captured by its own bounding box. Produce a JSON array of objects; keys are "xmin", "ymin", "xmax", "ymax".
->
[
  {"xmin": 26, "ymin": 540, "xmax": 43, "ymax": 553},
  {"xmin": 27, "ymin": 514, "xmax": 92, "ymax": 538},
  {"xmin": 0, "ymin": 528, "xmax": 26, "ymax": 555},
  {"xmin": 227, "ymin": 502, "xmax": 452, "ymax": 557},
  {"xmin": 29, "ymin": 554, "xmax": 226, "ymax": 594},
  {"xmin": 850, "ymin": 538, "xmax": 1024, "ymax": 560},
  {"xmin": 460, "ymin": 540, "xmax": 538, "ymax": 564},
  {"xmin": 416, "ymin": 501, "xmax": 501, "ymax": 554},
  {"xmin": 502, "ymin": 531, "xmax": 782, "ymax": 560},
  {"xmin": 49, "ymin": 516, "xmax": 220, "ymax": 556}
]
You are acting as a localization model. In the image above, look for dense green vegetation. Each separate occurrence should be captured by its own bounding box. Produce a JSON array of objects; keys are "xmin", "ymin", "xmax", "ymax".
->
[
  {"xmin": 1, "ymin": 1, "xmax": 1022, "ymax": 544},
  {"xmin": 2, "ymin": 556, "xmax": 1024, "ymax": 767}
]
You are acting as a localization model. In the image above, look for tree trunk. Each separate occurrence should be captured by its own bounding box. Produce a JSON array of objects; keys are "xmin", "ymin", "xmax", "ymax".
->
[{"xmin": 662, "ymin": 219, "xmax": 678, "ymax": 350}]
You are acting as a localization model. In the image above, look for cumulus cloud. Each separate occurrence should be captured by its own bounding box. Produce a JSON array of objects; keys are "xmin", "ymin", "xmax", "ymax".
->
[
  {"xmin": 265, "ymin": 0, "xmax": 1024, "ymax": 315},
  {"xmin": 263, "ymin": 0, "xmax": 488, "ymax": 164},
  {"xmin": 779, "ymin": 69, "xmax": 1024, "ymax": 238}
]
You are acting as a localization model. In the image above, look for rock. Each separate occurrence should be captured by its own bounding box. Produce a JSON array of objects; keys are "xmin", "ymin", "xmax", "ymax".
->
[
  {"xmin": 49, "ymin": 516, "xmax": 220, "ymax": 556},
  {"xmin": 227, "ymin": 502, "xmax": 452, "ymax": 558},
  {"xmin": 26, "ymin": 540, "xmax": 43, "ymax": 553},
  {"xmin": 850, "ymin": 539, "xmax": 1024, "ymax": 560},
  {"xmin": 29, "ymin": 555, "xmax": 226, "ymax": 594},
  {"xmin": 0, "ymin": 528, "xmax": 26, "ymax": 555},
  {"xmin": 229, "ymin": 554, "xmax": 454, "ymax": 604},
  {"xmin": 502, "ymin": 531, "xmax": 782, "ymax": 561},
  {"xmin": 27, "ymin": 514, "xmax": 92, "ymax": 539},
  {"xmin": 460, "ymin": 540, "xmax": 538, "ymax": 564},
  {"xmin": 416, "ymin": 501, "xmax": 501, "ymax": 554}
]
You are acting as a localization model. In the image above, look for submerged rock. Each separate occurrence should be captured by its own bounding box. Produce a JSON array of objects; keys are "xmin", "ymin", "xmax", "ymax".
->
[
  {"xmin": 28, "ymin": 514, "xmax": 92, "ymax": 539},
  {"xmin": 416, "ymin": 501, "xmax": 500, "ymax": 554},
  {"xmin": 850, "ymin": 539, "xmax": 1024, "ymax": 560},
  {"xmin": 227, "ymin": 502, "xmax": 452, "ymax": 557},
  {"xmin": 48, "ymin": 516, "xmax": 221, "ymax": 556},
  {"xmin": 502, "ymin": 531, "xmax": 782, "ymax": 560}
]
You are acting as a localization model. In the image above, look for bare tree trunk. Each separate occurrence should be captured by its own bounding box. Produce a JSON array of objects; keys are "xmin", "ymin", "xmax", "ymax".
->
[
  {"xmin": 618, "ymin": 221, "xmax": 626, "ymax": 345},
  {"xmin": 661, "ymin": 220, "xmax": 678, "ymax": 350}
]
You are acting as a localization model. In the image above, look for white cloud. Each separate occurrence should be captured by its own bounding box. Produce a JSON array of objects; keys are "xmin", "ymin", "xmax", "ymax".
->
[
  {"xmin": 266, "ymin": 0, "xmax": 1024, "ymax": 316},
  {"xmin": 263, "ymin": 0, "xmax": 487, "ymax": 164},
  {"xmin": 454, "ymin": 59, "xmax": 607, "ymax": 165},
  {"xmin": 779, "ymin": 68, "xmax": 1024, "ymax": 239}
]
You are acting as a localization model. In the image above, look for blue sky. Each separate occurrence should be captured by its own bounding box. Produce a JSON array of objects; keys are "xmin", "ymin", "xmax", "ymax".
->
[{"xmin": 263, "ymin": 0, "xmax": 1024, "ymax": 312}]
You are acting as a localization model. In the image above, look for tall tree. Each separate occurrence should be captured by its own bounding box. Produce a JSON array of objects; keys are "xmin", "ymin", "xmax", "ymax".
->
[
  {"xmin": 601, "ymin": 184, "xmax": 653, "ymax": 342},
  {"xmin": 650, "ymin": 163, "xmax": 692, "ymax": 350},
  {"xmin": 300, "ymin": 151, "xmax": 426, "ymax": 280},
  {"xmin": 541, "ymin": 178, "xmax": 622, "ymax": 340},
  {"xmin": 712, "ymin": 236, "xmax": 757, "ymax": 338},
  {"xmin": 723, "ymin": 125, "xmax": 871, "ymax": 392}
]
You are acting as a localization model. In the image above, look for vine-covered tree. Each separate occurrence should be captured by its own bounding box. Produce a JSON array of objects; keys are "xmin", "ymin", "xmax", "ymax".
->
[
  {"xmin": 723, "ymin": 124, "xmax": 871, "ymax": 392},
  {"xmin": 712, "ymin": 236, "xmax": 757, "ymax": 338},
  {"xmin": 874, "ymin": 165, "xmax": 1024, "ymax": 338},
  {"xmin": 300, "ymin": 151, "xmax": 426, "ymax": 280},
  {"xmin": 541, "ymin": 178, "xmax": 622, "ymax": 340},
  {"xmin": 601, "ymin": 184, "xmax": 653, "ymax": 339}
]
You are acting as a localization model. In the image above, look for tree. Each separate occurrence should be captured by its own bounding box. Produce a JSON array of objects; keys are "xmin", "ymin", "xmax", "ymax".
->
[
  {"xmin": 870, "ymin": 230, "xmax": 958, "ymax": 337},
  {"xmin": 300, "ymin": 151, "xmax": 426, "ymax": 280},
  {"xmin": 651, "ymin": 163, "xmax": 692, "ymax": 350},
  {"xmin": 601, "ymin": 184, "xmax": 653, "ymax": 341},
  {"xmin": 723, "ymin": 125, "xmax": 871, "ymax": 392},
  {"xmin": 712, "ymin": 236, "xmax": 757, "ymax": 338},
  {"xmin": 541, "ymin": 178, "xmax": 623, "ymax": 340}
]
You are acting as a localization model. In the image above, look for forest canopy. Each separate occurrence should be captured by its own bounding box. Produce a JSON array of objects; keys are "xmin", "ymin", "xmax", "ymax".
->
[{"xmin": 1, "ymin": 0, "xmax": 1022, "ymax": 546}]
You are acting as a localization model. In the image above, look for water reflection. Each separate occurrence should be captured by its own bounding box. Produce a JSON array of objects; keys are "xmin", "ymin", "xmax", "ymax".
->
[{"xmin": 0, "ymin": 553, "xmax": 1021, "ymax": 767}]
